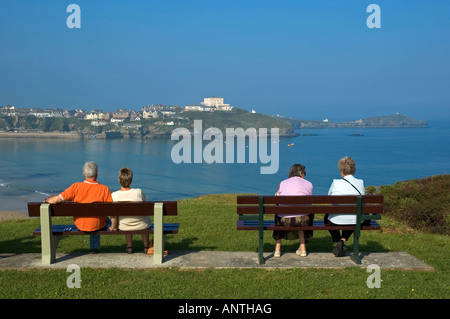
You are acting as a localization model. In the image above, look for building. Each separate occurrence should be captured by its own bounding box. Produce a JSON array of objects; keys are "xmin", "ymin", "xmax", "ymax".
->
[
  {"xmin": 201, "ymin": 97, "xmax": 233, "ymax": 111},
  {"xmin": 184, "ymin": 105, "xmax": 211, "ymax": 112}
]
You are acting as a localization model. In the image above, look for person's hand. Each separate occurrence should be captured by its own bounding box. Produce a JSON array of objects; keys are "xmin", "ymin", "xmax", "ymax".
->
[
  {"xmin": 43, "ymin": 195, "xmax": 62, "ymax": 204},
  {"xmin": 109, "ymin": 226, "xmax": 118, "ymax": 231}
]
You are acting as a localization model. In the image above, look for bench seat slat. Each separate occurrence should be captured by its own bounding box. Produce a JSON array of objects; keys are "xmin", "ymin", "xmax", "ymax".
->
[
  {"xmin": 33, "ymin": 223, "xmax": 180, "ymax": 236},
  {"xmin": 236, "ymin": 220, "xmax": 380, "ymax": 231}
]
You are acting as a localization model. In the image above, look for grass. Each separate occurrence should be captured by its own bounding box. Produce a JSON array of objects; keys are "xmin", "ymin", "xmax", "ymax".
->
[{"xmin": 0, "ymin": 193, "xmax": 449, "ymax": 299}]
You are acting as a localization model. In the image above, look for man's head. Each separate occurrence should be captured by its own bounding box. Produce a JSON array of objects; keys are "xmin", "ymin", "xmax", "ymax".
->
[{"xmin": 83, "ymin": 161, "xmax": 98, "ymax": 179}]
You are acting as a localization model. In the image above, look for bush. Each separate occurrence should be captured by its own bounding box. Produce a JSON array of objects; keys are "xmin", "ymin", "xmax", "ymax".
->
[{"xmin": 367, "ymin": 174, "xmax": 450, "ymax": 235}]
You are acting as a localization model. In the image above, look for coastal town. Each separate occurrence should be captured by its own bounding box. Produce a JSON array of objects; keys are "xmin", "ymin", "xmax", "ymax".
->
[
  {"xmin": 0, "ymin": 96, "xmax": 427, "ymax": 140},
  {"xmin": 0, "ymin": 97, "xmax": 245, "ymax": 139},
  {"xmin": 0, "ymin": 96, "xmax": 234, "ymax": 124}
]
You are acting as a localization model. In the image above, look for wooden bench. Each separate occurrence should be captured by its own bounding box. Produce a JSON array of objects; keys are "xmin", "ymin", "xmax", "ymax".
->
[
  {"xmin": 28, "ymin": 201, "xmax": 178, "ymax": 265},
  {"xmin": 237, "ymin": 195, "xmax": 383, "ymax": 264}
]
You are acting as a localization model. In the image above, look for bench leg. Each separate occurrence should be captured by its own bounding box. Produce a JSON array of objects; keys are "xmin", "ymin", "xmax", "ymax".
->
[
  {"xmin": 258, "ymin": 196, "xmax": 265, "ymax": 265},
  {"xmin": 352, "ymin": 202, "xmax": 362, "ymax": 264},
  {"xmin": 351, "ymin": 235, "xmax": 361, "ymax": 264},
  {"xmin": 153, "ymin": 202, "xmax": 165, "ymax": 265},
  {"xmin": 40, "ymin": 204, "xmax": 61, "ymax": 265}
]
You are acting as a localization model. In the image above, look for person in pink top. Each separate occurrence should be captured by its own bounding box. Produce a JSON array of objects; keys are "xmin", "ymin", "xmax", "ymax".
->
[{"xmin": 272, "ymin": 164, "xmax": 314, "ymax": 257}]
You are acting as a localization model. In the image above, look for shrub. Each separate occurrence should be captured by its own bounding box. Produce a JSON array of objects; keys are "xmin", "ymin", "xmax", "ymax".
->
[{"xmin": 367, "ymin": 174, "xmax": 450, "ymax": 235}]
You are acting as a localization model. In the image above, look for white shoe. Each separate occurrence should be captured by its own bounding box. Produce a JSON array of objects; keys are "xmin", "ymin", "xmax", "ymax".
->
[
  {"xmin": 296, "ymin": 249, "xmax": 307, "ymax": 257},
  {"xmin": 274, "ymin": 251, "xmax": 281, "ymax": 257}
]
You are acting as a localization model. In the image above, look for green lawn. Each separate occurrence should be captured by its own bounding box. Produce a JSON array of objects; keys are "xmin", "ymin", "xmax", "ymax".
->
[{"xmin": 0, "ymin": 194, "xmax": 449, "ymax": 299}]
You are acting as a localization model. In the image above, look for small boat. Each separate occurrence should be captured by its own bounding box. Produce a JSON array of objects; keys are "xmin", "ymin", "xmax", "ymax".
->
[{"xmin": 288, "ymin": 143, "xmax": 295, "ymax": 147}]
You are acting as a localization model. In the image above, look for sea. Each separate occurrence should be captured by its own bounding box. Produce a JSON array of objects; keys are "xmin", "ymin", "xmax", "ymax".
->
[{"xmin": 1, "ymin": 120, "xmax": 449, "ymax": 214}]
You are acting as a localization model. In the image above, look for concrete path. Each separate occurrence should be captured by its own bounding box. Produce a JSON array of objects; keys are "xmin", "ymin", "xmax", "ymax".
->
[{"xmin": 0, "ymin": 251, "xmax": 434, "ymax": 271}]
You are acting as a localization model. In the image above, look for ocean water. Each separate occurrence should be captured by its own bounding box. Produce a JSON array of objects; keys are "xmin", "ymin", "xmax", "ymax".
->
[{"xmin": 1, "ymin": 120, "xmax": 449, "ymax": 213}]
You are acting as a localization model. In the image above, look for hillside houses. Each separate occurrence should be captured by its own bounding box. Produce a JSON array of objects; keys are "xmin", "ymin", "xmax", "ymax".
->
[{"xmin": 1, "ymin": 97, "xmax": 236, "ymax": 126}]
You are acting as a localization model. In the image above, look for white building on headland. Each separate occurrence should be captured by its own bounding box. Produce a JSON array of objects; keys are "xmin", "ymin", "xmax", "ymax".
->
[
  {"xmin": 201, "ymin": 97, "xmax": 233, "ymax": 111},
  {"xmin": 184, "ymin": 97, "xmax": 233, "ymax": 112}
]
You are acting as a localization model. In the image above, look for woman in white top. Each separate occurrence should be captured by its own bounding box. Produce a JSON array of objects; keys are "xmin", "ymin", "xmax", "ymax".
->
[
  {"xmin": 109, "ymin": 167, "xmax": 152, "ymax": 254},
  {"xmin": 324, "ymin": 157, "xmax": 365, "ymax": 257}
]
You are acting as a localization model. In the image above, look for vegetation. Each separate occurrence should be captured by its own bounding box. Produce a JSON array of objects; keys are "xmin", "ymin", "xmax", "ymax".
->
[
  {"xmin": 180, "ymin": 108, "xmax": 295, "ymax": 135},
  {"xmin": 0, "ymin": 176, "xmax": 449, "ymax": 299},
  {"xmin": 367, "ymin": 174, "xmax": 450, "ymax": 235}
]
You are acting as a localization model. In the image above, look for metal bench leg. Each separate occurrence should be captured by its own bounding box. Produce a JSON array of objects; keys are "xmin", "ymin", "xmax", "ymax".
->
[
  {"xmin": 351, "ymin": 197, "xmax": 362, "ymax": 264},
  {"xmin": 40, "ymin": 204, "xmax": 61, "ymax": 265},
  {"xmin": 153, "ymin": 202, "xmax": 165, "ymax": 265},
  {"xmin": 351, "ymin": 234, "xmax": 361, "ymax": 264},
  {"xmin": 258, "ymin": 196, "xmax": 265, "ymax": 265}
]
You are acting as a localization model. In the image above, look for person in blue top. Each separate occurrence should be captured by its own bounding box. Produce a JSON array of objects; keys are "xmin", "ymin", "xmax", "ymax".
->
[{"xmin": 324, "ymin": 156, "xmax": 366, "ymax": 257}]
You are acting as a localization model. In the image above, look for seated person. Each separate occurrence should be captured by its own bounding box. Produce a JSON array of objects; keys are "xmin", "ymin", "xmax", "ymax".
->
[
  {"xmin": 324, "ymin": 156, "xmax": 366, "ymax": 257},
  {"xmin": 272, "ymin": 164, "xmax": 314, "ymax": 257},
  {"xmin": 44, "ymin": 161, "xmax": 112, "ymax": 254},
  {"xmin": 109, "ymin": 167, "xmax": 151, "ymax": 254}
]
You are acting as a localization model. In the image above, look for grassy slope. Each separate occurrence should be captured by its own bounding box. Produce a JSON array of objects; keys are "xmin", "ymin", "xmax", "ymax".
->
[{"xmin": 180, "ymin": 108, "xmax": 294, "ymax": 135}]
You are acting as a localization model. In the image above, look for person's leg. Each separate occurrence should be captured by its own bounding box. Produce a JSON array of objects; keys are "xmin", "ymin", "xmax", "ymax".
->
[
  {"xmin": 125, "ymin": 234, "xmax": 133, "ymax": 253},
  {"xmin": 142, "ymin": 234, "xmax": 150, "ymax": 253},
  {"xmin": 90, "ymin": 235, "xmax": 100, "ymax": 253},
  {"xmin": 332, "ymin": 230, "xmax": 353, "ymax": 257},
  {"xmin": 274, "ymin": 239, "xmax": 282, "ymax": 257},
  {"xmin": 328, "ymin": 230, "xmax": 342, "ymax": 243},
  {"xmin": 324, "ymin": 215, "xmax": 343, "ymax": 243},
  {"xmin": 296, "ymin": 231, "xmax": 307, "ymax": 257},
  {"xmin": 273, "ymin": 214, "xmax": 283, "ymax": 257},
  {"xmin": 341, "ymin": 230, "xmax": 354, "ymax": 242}
]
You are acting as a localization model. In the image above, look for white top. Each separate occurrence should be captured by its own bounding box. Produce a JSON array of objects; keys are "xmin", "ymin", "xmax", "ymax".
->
[
  {"xmin": 112, "ymin": 188, "xmax": 152, "ymax": 231},
  {"xmin": 327, "ymin": 175, "xmax": 365, "ymax": 225}
]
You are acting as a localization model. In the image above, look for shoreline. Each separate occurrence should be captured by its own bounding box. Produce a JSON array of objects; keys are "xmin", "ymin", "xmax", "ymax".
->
[
  {"xmin": 0, "ymin": 131, "xmax": 83, "ymax": 139},
  {"xmin": 0, "ymin": 130, "xmax": 299, "ymax": 139},
  {"xmin": 0, "ymin": 211, "xmax": 28, "ymax": 223}
]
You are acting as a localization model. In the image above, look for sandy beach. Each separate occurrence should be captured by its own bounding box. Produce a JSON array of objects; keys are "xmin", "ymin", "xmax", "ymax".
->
[{"xmin": 0, "ymin": 211, "xmax": 28, "ymax": 223}]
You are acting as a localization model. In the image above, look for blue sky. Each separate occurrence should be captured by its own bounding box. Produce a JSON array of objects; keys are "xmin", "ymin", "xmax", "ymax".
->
[{"xmin": 1, "ymin": 0, "xmax": 449, "ymax": 121}]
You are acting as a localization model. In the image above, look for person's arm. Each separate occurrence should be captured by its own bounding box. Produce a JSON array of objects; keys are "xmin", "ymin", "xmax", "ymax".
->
[
  {"xmin": 328, "ymin": 180, "xmax": 336, "ymax": 195},
  {"xmin": 275, "ymin": 183, "xmax": 281, "ymax": 195},
  {"xmin": 45, "ymin": 183, "xmax": 76, "ymax": 204},
  {"xmin": 44, "ymin": 194, "xmax": 63, "ymax": 204}
]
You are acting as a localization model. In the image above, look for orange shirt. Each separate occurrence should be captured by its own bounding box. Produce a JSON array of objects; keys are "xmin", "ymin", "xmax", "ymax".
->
[{"xmin": 59, "ymin": 180, "xmax": 113, "ymax": 231}]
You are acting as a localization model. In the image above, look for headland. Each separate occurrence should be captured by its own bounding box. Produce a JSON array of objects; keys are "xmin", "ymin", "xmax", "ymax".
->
[{"xmin": 1, "ymin": 103, "xmax": 427, "ymax": 140}]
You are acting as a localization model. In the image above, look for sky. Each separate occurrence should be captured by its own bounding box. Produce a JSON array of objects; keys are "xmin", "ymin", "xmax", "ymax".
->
[{"xmin": 0, "ymin": 0, "xmax": 449, "ymax": 122}]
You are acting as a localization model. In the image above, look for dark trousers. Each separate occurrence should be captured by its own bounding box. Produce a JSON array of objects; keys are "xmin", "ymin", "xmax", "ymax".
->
[{"xmin": 324, "ymin": 214, "xmax": 354, "ymax": 243}]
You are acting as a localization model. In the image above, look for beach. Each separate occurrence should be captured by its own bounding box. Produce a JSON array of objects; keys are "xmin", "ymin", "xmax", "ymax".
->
[{"xmin": 0, "ymin": 211, "xmax": 28, "ymax": 223}]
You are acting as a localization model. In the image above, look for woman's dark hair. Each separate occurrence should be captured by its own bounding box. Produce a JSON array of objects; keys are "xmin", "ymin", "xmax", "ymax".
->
[
  {"xmin": 289, "ymin": 164, "xmax": 306, "ymax": 178},
  {"xmin": 118, "ymin": 167, "xmax": 133, "ymax": 188}
]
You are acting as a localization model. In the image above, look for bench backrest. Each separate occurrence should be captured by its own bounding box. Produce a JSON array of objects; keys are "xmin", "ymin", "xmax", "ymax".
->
[
  {"xmin": 237, "ymin": 195, "xmax": 383, "ymax": 215},
  {"xmin": 27, "ymin": 201, "xmax": 178, "ymax": 217}
]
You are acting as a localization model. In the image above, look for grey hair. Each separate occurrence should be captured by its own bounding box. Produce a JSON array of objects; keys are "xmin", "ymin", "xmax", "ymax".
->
[
  {"xmin": 83, "ymin": 161, "xmax": 98, "ymax": 178},
  {"xmin": 338, "ymin": 156, "xmax": 356, "ymax": 176}
]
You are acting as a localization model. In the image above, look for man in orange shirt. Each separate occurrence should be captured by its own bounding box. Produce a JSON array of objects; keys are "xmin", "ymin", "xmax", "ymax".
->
[{"xmin": 44, "ymin": 161, "xmax": 112, "ymax": 253}]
